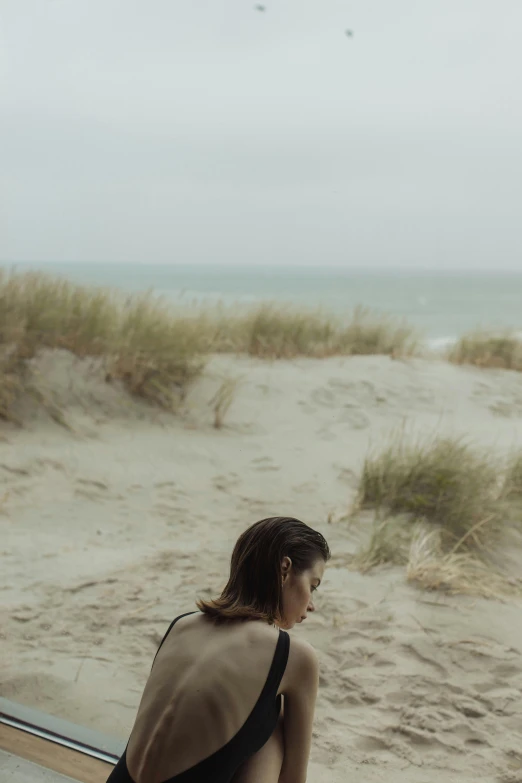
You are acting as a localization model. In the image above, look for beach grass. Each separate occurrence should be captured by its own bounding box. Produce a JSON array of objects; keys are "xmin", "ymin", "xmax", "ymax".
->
[
  {"xmin": 448, "ymin": 331, "xmax": 522, "ymax": 371},
  {"xmin": 355, "ymin": 433, "xmax": 502, "ymax": 551},
  {"xmin": 503, "ymin": 451, "xmax": 522, "ymax": 499},
  {"xmin": 351, "ymin": 433, "xmax": 522, "ymax": 596},
  {"xmin": 351, "ymin": 515, "xmax": 412, "ymax": 572},
  {"xmin": 0, "ymin": 271, "xmax": 208, "ymax": 419},
  {"xmin": 502, "ymin": 451, "xmax": 522, "ymax": 535},
  {"xmin": 209, "ymin": 374, "xmax": 242, "ymax": 429},
  {"xmin": 406, "ymin": 527, "xmax": 522, "ymax": 599},
  {"xmin": 0, "ymin": 351, "xmax": 25, "ymax": 423},
  {"xmin": 210, "ymin": 303, "xmax": 419, "ymax": 359},
  {"xmin": 0, "ymin": 270, "xmax": 420, "ymax": 422}
]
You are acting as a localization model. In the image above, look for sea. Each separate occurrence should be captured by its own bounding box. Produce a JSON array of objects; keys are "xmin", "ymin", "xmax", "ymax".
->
[{"xmin": 6, "ymin": 262, "xmax": 522, "ymax": 349}]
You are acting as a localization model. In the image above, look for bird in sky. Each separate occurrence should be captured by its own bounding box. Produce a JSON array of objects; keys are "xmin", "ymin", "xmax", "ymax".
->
[
  {"xmin": 255, "ymin": 4, "xmax": 266, "ymax": 10},
  {"xmin": 345, "ymin": 29, "xmax": 354, "ymax": 37}
]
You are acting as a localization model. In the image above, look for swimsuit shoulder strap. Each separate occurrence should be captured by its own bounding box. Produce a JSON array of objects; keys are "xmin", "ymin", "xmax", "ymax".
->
[
  {"xmin": 151, "ymin": 611, "xmax": 197, "ymax": 669},
  {"xmin": 262, "ymin": 628, "xmax": 290, "ymax": 698}
]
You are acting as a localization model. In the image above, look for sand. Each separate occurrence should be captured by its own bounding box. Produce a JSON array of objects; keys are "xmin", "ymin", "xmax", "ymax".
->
[{"xmin": 2, "ymin": 349, "xmax": 522, "ymax": 783}]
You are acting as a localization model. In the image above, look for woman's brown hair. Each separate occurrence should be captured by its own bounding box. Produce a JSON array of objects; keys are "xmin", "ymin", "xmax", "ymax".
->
[{"xmin": 196, "ymin": 516, "xmax": 331, "ymax": 624}]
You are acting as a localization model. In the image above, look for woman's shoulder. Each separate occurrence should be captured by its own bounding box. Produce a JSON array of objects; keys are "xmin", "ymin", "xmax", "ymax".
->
[
  {"xmin": 243, "ymin": 623, "xmax": 318, "ymax": 694},
  {"xmin": 175, "ymin": 611, "xmax": 318, "ymax": 661},
  {"xmin": 281, "ymin": 635, "xmax": 318, "ymax": 694},
  {"xmin": 163, "ymin": 611, "xmax": 317, "ymax": 695}
]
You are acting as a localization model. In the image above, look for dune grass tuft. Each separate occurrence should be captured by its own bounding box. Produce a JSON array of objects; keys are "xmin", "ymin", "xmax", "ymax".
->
[
  {"xmin": 503, "ymin": 451, "xmax": 522, "ymax": 499},
  {"xmin": 356, "ymin": 434, "xmax": 503, "ymax": 551},
  {"xmin": 448, "ymin": 331, "xmax": 522, "ymax": 371},
  {"xmin": 209, "ymin": 375, "xmax": 242, "ymax": 429},
  {"xmin": 406, "ymin": 528, "xmax": 522, "ymax": 599},
  {"xmin": 0, "ymin": 271, "xmax": 208, "ymax": 420},
  {"xmin": 107, "ymin": 294, "xmax": 207, "ymax": 408},
  {"xmin": 0, "ymin": 270, "xmax": 120, "ymax": 357},
  {"xmin": 0, "ymin": 351, "xmax": 25, "ymax": 424},
  {"xmin": 351, "ymin": 434, "xmax": 522, "ymax": 597},
  {"xmin": 209, "ymin": 304, "xmax": 420, "ymax": 359},
  {"xmin": 351, "ymin": 515, "xmax": 412, "ymax": 572},
  {"xmin": 501, "ymin": 451, "xmax": 522, "ymax": 535},
  {"xmin": 0, "ymin": 270, "xmax": 421, "ymax": 423}
]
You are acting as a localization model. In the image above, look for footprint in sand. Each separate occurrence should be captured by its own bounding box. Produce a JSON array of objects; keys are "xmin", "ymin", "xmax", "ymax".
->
[
  {"xmin": 499, "ymin": 772, "xmax": 522, "ymax": 783},
  {"xmin": 238, "ymin": 495, "xmax": 270, "ymax": 510},
  {"xmin": 292, "ymin": 479, "xmax": 321, "ymax": 493},
  {"xmin": 492, "ymin": 663, "xmax": 522, "ymax": 678},
  {"xmin": 473, "ymin": 382, "xmax": 522, "ymax": 418},
  {"xmin": 76, "ymin": 478, "xmax": 109, "ymax": 491},
  {"xmin": 489, "ymin": 399, "xmax": 522, "ymax": 418},
  {"xmin": 328, "ymin": 378, "xmax": 378, "ymax": 403},
  {"xmin": 74, "ymin": 478, "xmax": 110, "ymax": 499},
  {"xmin": 317, "ymin": 411, "xmax": 370, "ymax": 441},
  {"xmin": 0, "ymin": 463, "xmax": 31, "ymax": 477},
  {"xmin": 153, "ymin": 502, "xmax": 181, "ymax": 519},
  {"xmin": 334, "ymin": 466, "xmax": 359, "ymax": 487},
  {"xmin": 338, "ymin": 409, "xmax": 371, "ymax": 428},
  {"xmin": 213, "ymin": 473, "xmax": 241, "ymax": 492},
  {"xmin": 153, "ymin": 482, "xmax": 189, "ymax": 502},
  {"xmin": 304, "ymin": 379, "xmax": 381, "ymax": 417},
  {"xmin": 249, "ymin": 457, "xmax": 280, "ymax": 472},
  {"xmin": 310, "ymin": 387, "xmax": 339, "ymax": 407},
  {"xmin": 34, "ymin": 458, "xmax": 67, "ymax": 472},
  {"xmin": 297, "ymin": 400, "xmax": 318, "ymax": 415},
  {"xmin": 256, "ymin": 383, "xmax": 273, "ymax": 396}
]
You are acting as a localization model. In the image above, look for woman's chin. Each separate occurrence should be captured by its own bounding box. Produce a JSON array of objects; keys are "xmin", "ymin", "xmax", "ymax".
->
[{"xmin": 275, "ymin": 618, "xmax": 290, "ymax": 630}]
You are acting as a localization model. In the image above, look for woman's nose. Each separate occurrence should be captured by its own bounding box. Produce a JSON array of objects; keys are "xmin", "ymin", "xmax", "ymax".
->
[{"xmin": 307, "ymin": 600, "xmax": 315, "ymax": 612}]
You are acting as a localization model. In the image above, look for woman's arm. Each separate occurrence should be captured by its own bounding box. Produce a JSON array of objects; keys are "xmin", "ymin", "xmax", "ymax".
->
[{"xmin": 278, "ymin": 638, "xmax": 319, "ymax": 783}]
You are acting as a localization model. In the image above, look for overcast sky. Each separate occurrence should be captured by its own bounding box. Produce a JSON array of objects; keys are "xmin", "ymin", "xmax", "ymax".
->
[{"xmin": 1, "ymin": 0, "xmax": 521, "ymax": 269}]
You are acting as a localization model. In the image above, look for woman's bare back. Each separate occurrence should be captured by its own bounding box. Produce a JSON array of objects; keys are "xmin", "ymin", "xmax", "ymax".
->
[{"xmin": 125, "ymin": 613, "xmax": 289, "ymax": 782}]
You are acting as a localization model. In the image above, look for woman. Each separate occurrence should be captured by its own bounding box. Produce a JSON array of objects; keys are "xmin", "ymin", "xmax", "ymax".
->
[{"xmin": 107, "ymin": 515, "xmax": 330, "ymax": 783}]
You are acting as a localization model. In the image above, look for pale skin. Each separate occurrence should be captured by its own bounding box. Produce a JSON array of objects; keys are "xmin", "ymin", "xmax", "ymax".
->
[{"xmin": 126, "ymin": 556, "xmax": 326, "ymax": 783}]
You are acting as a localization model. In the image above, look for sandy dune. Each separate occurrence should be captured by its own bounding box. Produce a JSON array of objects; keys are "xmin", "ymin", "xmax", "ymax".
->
[{"xmin": 2, "ymin": 351, "xmax": 522, "ymax": 782}]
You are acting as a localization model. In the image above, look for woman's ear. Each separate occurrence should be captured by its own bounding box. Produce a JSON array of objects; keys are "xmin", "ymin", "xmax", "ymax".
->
[{"xmin": 280, "ymin": 555, "xmax": 292, "ymax": 582}]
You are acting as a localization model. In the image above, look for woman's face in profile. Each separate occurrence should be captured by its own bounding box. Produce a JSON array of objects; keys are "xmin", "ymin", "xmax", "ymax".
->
[{"xmin": 278, "ymin": 557, "xmax": 325, "ymax": 630}]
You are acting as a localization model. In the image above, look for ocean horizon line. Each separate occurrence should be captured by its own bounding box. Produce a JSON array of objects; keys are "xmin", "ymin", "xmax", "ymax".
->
[{"xmin": 4, "ymin": 260, "xmax": 522, "ymax": 275}]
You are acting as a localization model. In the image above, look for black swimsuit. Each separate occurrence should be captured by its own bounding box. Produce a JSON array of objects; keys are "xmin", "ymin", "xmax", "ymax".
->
[{"xmin": 106, "ymin": 611, "xmax": 290, "ymax": 783}]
